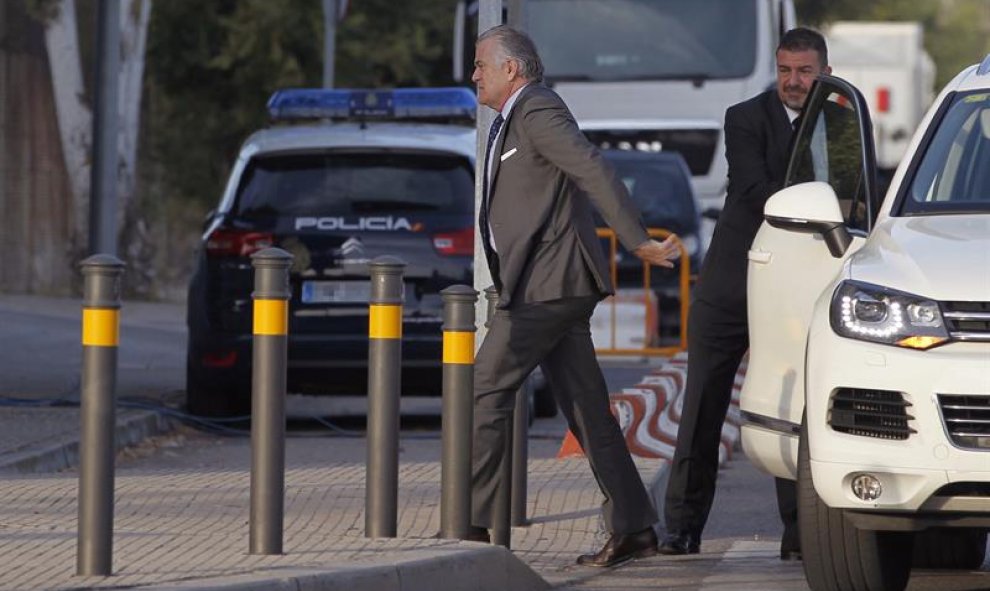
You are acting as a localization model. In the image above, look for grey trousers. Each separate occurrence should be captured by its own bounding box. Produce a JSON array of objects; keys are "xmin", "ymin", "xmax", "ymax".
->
[{"xmin": 470, "ymin": 296, "xmax": 657, "ymax": 534}]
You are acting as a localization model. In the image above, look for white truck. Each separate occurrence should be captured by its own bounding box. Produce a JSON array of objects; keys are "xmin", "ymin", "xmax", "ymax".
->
[{"xmin": 825, "ymin": 21, "xmax": 936, "ymax": 184}]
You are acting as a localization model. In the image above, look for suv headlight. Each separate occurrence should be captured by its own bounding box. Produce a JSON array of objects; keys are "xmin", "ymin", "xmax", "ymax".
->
[{"xmin": 829, "ymin": 281, "xmax": 949, "ymax": 350}]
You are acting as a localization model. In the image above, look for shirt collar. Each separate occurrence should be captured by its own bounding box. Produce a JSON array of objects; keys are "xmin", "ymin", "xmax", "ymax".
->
[
  {"xmin": 784, "ymin": 104, "xmax": 800, "ymax": 123},
  {"xmin": 500, "ymin": 83, "xmax": 530, "ymax": 119}
]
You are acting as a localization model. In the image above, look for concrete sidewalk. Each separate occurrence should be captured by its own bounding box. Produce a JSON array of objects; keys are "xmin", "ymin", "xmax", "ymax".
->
[{"xmin": 0, "ymin": 449, "xmax": 667, "ymax": 590}]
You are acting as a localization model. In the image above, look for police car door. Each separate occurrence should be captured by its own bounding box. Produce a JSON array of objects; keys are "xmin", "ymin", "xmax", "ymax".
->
[{"xmin": 740, "ymin": 75, "xmax": 880, "ymax": 479}]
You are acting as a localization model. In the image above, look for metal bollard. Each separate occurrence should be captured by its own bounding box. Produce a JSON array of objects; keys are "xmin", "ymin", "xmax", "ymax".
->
[
  {"xmin": 365, "ymin": 256, "xmax": 406, "ymax": 538},
  {"xmin": 77, "ymin": 254, "xmax": 125, "ymax": 576},
  {"xmin": 249, "ymin": 248, "xmax": 293, "ymax": 555},
  {"xmin": 484, "ymin": 287, "xmax": 512, "ymax": 548},
  {"xmin": 440, "ymin": 285, "xmax": 479, "ymax": 540}
]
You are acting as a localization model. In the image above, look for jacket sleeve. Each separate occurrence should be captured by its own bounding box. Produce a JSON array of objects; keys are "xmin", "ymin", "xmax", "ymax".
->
[
  {"xmin": 724, "ymin": 104, "xmax": 783, "ymax": 218},
  {"xmin": 521, "ymin": 94, "xmax": 649, "ymax": 251}
]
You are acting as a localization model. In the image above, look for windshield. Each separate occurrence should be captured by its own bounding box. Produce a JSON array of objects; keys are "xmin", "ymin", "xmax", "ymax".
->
[
  {"xmin": 233, "ymin": 151, "xmax": 475, "ymax": 217},
  {"xmin": 529, "ymin": 0, "xmax": 757, "ymax": 82},
  {"xmin": 900, "ymin": 91, "xmax": 990, "ymax": 215},
  {"xmin": 596, "ymin": 152, "xmax": 698, "ymax": 232}
]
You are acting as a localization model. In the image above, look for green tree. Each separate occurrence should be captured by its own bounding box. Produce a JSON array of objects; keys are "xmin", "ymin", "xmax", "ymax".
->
[{"xmin": 143, "ymin": 0, "xmax": 458, "ymax": 213}]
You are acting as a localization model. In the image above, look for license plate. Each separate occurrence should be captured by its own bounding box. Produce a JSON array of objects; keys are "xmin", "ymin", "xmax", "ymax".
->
[{"xmin": 301, "ymin": 281, "xmax": 372, "ymax": 304}]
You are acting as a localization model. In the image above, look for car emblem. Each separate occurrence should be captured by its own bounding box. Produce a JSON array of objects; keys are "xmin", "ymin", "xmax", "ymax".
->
[{"xmin": 339, "ymin": 237, "xmax": 364, "ymax": 257}]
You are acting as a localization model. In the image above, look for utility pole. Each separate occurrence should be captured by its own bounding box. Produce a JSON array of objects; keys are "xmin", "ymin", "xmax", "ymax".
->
[
  {"xmin": 322, "ymin": 0, "xmax": 338, "ymax": 88},
  {"xmin": 473, "ymin": 0, "xmax": 502, "ymax": 340},
  {"xmin": 89, "ymin": 0, "xmax": 120, "ymax": 255}
]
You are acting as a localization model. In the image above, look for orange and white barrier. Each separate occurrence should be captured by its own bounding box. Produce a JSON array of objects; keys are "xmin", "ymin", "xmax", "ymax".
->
[{"xmin": 557, "ymin": 352, "xmax": 748, "ymax": 468}]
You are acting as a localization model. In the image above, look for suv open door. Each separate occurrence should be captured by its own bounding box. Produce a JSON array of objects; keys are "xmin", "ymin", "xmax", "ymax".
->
[{"xmin": 740, "ymin": 75, "xmax": 880, "ymax": 479}]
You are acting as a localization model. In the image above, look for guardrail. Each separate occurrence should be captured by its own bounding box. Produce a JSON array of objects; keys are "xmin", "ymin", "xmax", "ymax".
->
[{"xmin": 594, "ymin": 227, "xmax": 691, "ymax": 356}]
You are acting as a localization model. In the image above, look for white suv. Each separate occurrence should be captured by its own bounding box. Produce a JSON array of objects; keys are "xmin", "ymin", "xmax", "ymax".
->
[{"xmin": 740, "ymin": 60, "xmax": 990, "ymax": 590}]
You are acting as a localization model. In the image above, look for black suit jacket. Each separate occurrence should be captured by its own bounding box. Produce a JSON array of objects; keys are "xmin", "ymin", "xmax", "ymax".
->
[{"xmin": 694, "ymin": 89, "xmax": 794, "ymax": 315}]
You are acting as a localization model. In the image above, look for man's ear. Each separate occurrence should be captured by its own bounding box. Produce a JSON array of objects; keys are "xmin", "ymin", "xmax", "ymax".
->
[
  {"xmin": 822, "ymin": 65, "xmax": 832, "ymax": 76},
  {"xmin": 504, "ymin": 57, "xmax": 519, "ymax": 80}
]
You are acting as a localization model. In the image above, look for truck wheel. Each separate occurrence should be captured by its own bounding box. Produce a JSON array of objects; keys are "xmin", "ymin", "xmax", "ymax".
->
[
  {"xmin": 912, "ymin": 528, "xmax": 988, "ymax": 570},
  {"xmin": 798, "ymin": 421, "xmax": 913, "ymax": 591}
]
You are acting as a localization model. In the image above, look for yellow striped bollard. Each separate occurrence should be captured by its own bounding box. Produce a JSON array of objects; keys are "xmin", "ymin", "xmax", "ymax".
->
[
  {"xmin": 77, "ymin": 254, "xmax": 125, "ymax": 576},
  {"xmin": 439, "ymin": 285, "xmax": 479, "ymax": 540},
  {"xmin": 365, "ymin": 255, "xmax": 406, "ymax": 538},
  {"xmin": 248, "ymin": 247, "xmax": 292, "ymax": 555}
]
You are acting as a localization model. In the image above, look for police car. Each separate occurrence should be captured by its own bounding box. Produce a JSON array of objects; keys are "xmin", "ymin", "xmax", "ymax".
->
[{"xmin": 186, "ymin": 88, "xmax": 479, "ymax": 417}]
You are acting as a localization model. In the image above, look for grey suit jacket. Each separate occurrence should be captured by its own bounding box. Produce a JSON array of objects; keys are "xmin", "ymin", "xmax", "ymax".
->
[{"xmin": 485, "ymin": 85, "xmax": 649, "ymax": 309}]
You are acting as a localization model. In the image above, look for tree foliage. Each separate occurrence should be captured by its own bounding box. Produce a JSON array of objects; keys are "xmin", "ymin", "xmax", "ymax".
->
[{"xmin": 143, "ymin": 0, "xmax": 458, "ymax": 213}]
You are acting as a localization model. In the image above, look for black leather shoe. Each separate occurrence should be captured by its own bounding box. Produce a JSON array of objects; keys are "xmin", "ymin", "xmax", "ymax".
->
[
  {"xmin": 658, "ymin": 531, "xmax": 700, "ymax": 555},
  {"xmin": 464, "ymin": 526, "xmax": 490, "ymax": 543},
  {"xmin": 780, "ymin": 549, "xmax": 802, "ymax": 561},
  {"xmin": 576, "ymin": 527, "xmax": 658, "ymax": 567}
]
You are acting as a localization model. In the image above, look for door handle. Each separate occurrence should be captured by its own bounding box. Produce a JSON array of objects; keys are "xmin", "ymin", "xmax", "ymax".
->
[{"xmin": 748, "ymin": 249, "xmax": 772, "ymax": 264}]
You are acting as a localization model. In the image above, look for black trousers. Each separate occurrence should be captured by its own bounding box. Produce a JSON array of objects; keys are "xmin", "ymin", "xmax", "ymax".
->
[
  {"xmin": 664, "ymin": 298, "xmax": 797, "ymax": 547},
  {"xmin": 471, "ymin": 296, "xmax": 658, "ymax": 534}
]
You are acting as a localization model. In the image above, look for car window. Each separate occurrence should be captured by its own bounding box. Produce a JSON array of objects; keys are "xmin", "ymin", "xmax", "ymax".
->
[
  {"xmin": 597, "ymin": 156, "xmax": 698, "ymax": 232},
  {"xmin": 901, "ymin": 91, "xmax": 990, "ymax": 215},
  {"xmin": 786, "ymin": 78, "xmax": 876, "ymax": 232},
  {"xmin": 233, "ymin": 151, "xmax": 475, "ymax": 217}
]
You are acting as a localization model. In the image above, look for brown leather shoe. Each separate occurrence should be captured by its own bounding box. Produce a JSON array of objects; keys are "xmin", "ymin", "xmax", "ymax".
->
[{"xmin": 576, "ymin": 527, "xmax": 658, "ymax": 567}]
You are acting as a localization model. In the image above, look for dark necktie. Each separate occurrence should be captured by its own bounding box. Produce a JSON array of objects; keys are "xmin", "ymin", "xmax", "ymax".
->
[{"xmin": 480, "ymin": 114, "xmax": 504, "ymax": 286}]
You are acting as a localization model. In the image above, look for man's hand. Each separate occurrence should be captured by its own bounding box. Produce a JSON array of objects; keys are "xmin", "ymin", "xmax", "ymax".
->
[{"xmin": 633, "ymin": 236, "xmax": 680, "ymax": 268}]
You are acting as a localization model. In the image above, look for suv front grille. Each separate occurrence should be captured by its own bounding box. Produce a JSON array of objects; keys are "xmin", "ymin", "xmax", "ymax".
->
[
  {"xmin": 937, "ymin": 394, "xmax": 990, "ymax": 450},
  {"xmin": 829, "ymin": 388, "xmax": 916, "ymax": 440},
  {"xmin": 942, "ymin": 301, "xmax": 990, "ymax": 342}
]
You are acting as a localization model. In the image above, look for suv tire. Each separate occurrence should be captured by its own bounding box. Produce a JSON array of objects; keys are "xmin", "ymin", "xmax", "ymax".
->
[
  {"xmin": 186, "ymin": 353, "xmax": 249, "ymax": 418},
  {"xmin": 912, "ymin": 528, "xmax": 988, "ymax": 570},
  {"xmin": 798, "ymin": 420, "xmax": 913, "ymax": 591}
]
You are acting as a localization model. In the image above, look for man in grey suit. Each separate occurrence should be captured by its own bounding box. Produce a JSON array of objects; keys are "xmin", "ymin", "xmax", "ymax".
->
[{"xmin": 466, "ymin": 25, "xmax": 680, "ymax": 567}]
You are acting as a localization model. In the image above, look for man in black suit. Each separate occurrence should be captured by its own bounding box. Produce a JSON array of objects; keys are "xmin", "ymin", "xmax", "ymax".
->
[
  {"xmin": 659, "ymin": 28, "xmax": 831, "ymax": 561},
  {"xmin": 465, "ymin": 25, "xmax": 680, "ymax": 567}
]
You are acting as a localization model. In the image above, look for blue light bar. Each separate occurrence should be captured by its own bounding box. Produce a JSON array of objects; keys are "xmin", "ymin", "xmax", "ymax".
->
[{"xmin": 267, "ymin": 87, "xmax": 477, "ymax": 121}]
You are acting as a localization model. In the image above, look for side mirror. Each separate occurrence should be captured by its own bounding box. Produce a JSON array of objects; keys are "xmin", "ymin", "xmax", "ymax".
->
[{"xmin": 764, "ymin": 182, "xmax": 852, "ymax": 258}]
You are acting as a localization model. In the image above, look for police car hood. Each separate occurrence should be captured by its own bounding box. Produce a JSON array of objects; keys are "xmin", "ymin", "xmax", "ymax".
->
[{"xmin": 848, "ymin": 214, "xmax": 990, "ymax": 301}]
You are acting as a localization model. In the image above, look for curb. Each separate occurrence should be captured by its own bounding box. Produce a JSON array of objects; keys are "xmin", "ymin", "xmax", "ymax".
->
[
  {"xmin": 0, "ymin": 409, "xmax": 175, "ymax": 474},
  {"xmin": 137, "ymin": 544, "xmax": 549, "ymax": 591}
]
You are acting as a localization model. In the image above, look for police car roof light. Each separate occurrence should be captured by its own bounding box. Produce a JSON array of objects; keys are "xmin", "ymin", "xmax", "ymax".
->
[{"xmin": 267, "ymin": 87, "xmax": 477, "ymax": 121}]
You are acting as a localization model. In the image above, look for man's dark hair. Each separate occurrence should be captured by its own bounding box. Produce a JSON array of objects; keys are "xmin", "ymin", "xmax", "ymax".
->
[{"xmin": 778, "ymin": 27, "xmax": 828, "ymax": 67}]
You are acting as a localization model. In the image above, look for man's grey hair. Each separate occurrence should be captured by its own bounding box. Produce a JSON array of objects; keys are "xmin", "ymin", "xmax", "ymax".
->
[{"xmin": 478, "ymin": 25, "xmax": 544, "ymax": 83}]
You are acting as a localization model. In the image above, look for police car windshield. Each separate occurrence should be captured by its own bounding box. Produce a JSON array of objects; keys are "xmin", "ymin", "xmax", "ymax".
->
[
  {"xmin": 530, "ymin": 0, "xmax": 757, "ymax": 82},
  {"xmin": 233, "ymin": 151, "xmax": 474, "ymax": 216}
]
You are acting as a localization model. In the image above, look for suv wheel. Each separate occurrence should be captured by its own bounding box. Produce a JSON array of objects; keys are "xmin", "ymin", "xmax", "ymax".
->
[
  {"xmin": 798, "ymin": 420, "xmax": 913, "ymax": 591},
  {"xmin": 186, "ymin": 352, "xmax": 250, "ymax": 418},
  {"xmin": 912, "ymin": 528, "xmax": 988, "ymax": 570}
]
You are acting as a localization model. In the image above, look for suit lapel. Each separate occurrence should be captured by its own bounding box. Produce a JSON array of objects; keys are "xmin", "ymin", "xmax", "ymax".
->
[
  {"xmin": 489, "ymin": 85, "xmax": 535, "ymax": 196},
  {"xmin": 767, "ymin": 92, "xmax": 795, "ymax": 176}
]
